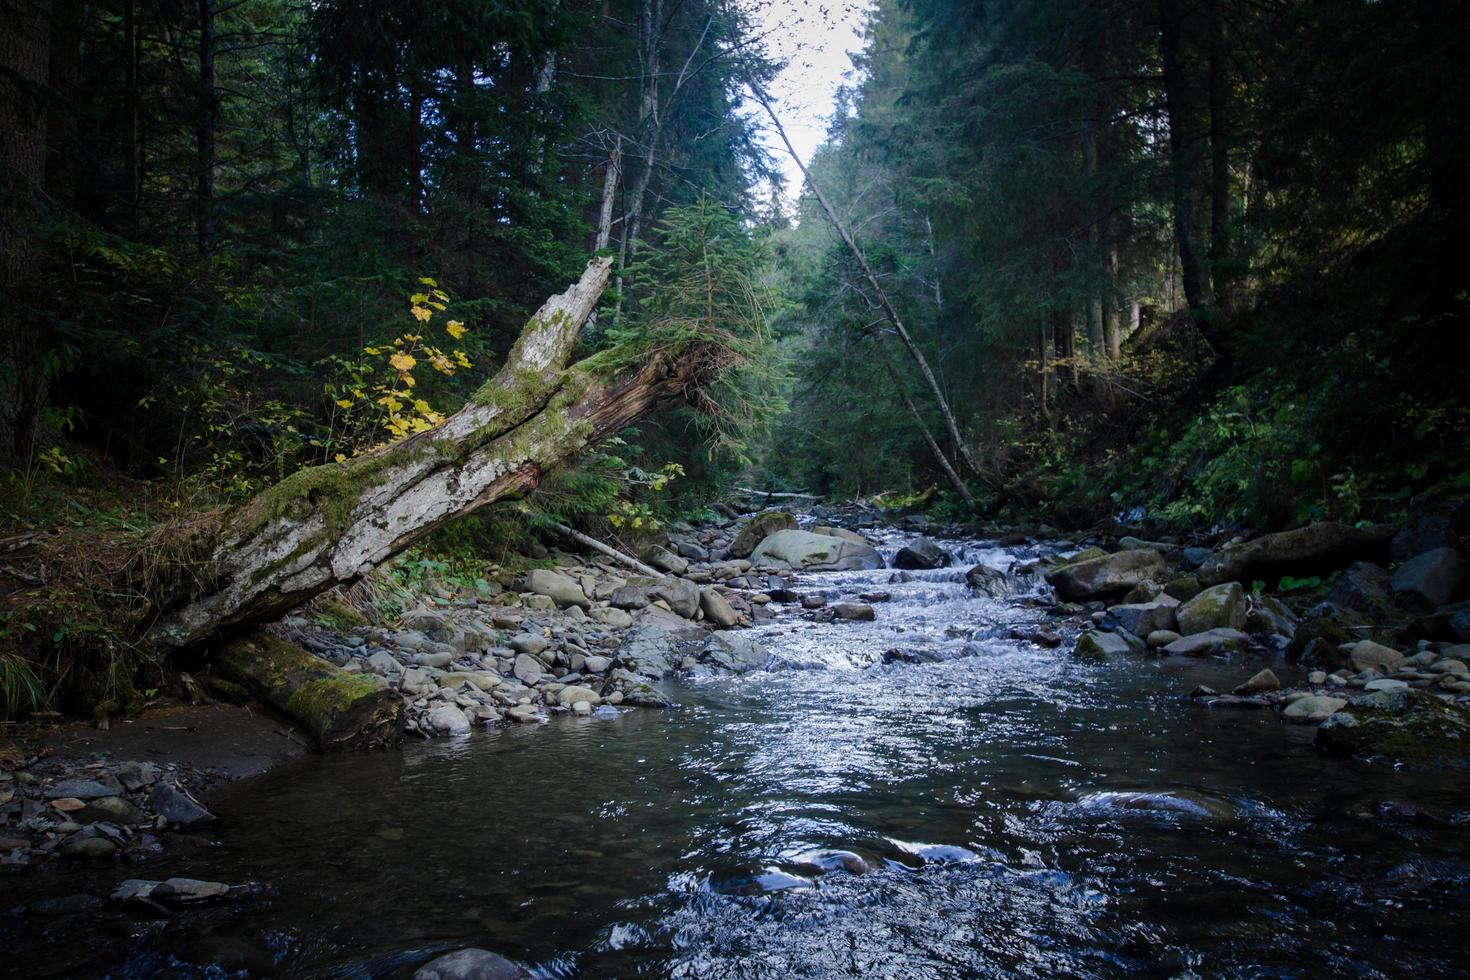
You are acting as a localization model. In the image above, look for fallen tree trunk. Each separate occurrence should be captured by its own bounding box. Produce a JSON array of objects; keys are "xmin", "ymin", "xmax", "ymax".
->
[
  {"xmin": 215, "ymin": 631, "xmax": 403, "ymax": 751},
  {"xmin": 546, "ymin": 520, "xmax": 660, "ymax": 577},
  {"xmin": 147, "ymin": 256, "xmax": 729, "ymax": 652}
]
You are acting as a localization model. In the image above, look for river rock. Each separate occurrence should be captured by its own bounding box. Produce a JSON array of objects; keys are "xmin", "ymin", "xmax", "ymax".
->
[
  {"xmin": 1234, "ymin": 668, "xmax": 1280, "ymax": 694},
  {"xmin": 1197, "ymin": 521, "xmax": 1394, "ymax": 586},
  {"xmin": 44, "ymin": 778, "xmax": 120, "ymax": 800},
  {"xmin": 966, "ymin": 564, "xmax": 1023, "ymax": 598},
  {"xmin": 426, "ymin": 703, "xmax": 472, "ymax": 736},
  {"xmin": 1147, "ymin": 629, "xmax": 1181, "ymax": 648},
  {"xmin": 365, "ymin": 650, "xmax": 401, "ymax": 675},
  {"xmin": 506, "ymin": 705, "xmax": 545, "ymax": 724},
  {"xmin": 1044, "ymin": 550, "xmax": 1167, "ymax": 601},
  {"xmin": 513, "ymin": 654, "xmax": 546, "ymax": 684},
  {"xmin": 701, "ymin": 632, "xmax": 769, "ymax": 672},
  {"xmin": 749, "ymin": 530, "xmax": 884, "ymax": 572},
  {"xmin": 1391, "ymin": 496, "xmax": 1470, "ymax": 563},
  {"xmin": 610, "ymin": 584, "xmax": 652, "ymax": 610},
  {"xmin": 414, "ymin": 948, "xmax": 530, "ymax": 980},
  {"xmin": 729, "ymin": 510, "xmax": 797, "ymax": 558},
  {"xmin": 1176, "ymin": 582, "xmax": 1247, "ymax": 636},
  {"xmin": 1390, "ymin": 547, "xmax": 1465, "ymax": 614},
  {"xmin": 811, "ymin": 526, "xmax": 874, "ymax": 547},
  {"xmin": 1162, "ymin": 628, "xmax": 1252, "ymax": 657},
  {"xmin": 1074, "ymin": 630, "xmax": 1131, "ymax": 658},
  {"xmin": 1122, "ymin": 579, "xmax": 1163, "ymax": 603},
  {"xmin": 583, "ymin": 655, "xmax": 612, "ymax": 674},
  {"xmin": 618, "ymin": 608, "xmax": 704, "ymax": 678},
  {"xmin": 557, "ymin": 685, "xmax": 602, "ymax": 707},
  {"xmin": 1244, "ymin": 594, "xmax": 1300, "ymax": 640},
  {"xmin": 699, "ymin": 588, "xmax": 739, "ymax": 627},
  {"xmin": 640, "ymin": 544, "xmax": 690, "ymax": 575},
  {"xmin": 1348, "ymin": 639, "xmax": 1404, "ymax": 674},
  {"xmin": 649, "ymin": 577, "xmax": 701, "ymax": 618},
  {"xmin": 1315, "ymin": 689, "xmax": 1470, "ymax": 765},
  {"xmin": 1325, "ymin": 561, "xmax": 1392, "ymax": 615},
  {"xmin": 832, "ymin": 602, "xmax": 875, "ymax": 621},
  {"xmin": 148, "ymin": 782, "xmax": 215, "ymax": 826},
  {"xmin": 893, "ymin": 537, "xmax": 951, "ymax": 570},
  {"xmin": 523, "ymin": 569, "xmax": 590, "ymax": 610},
  {"xmin": 1282, "ymin": 695, "xmax": 1348, "ymax": 723},
  {"xmin": 62, "ymin": 838, "xmax": 117, "ymax": 859},
  {"xmin": 401, "ymin": 666, "xmax": 437, "ymax": 695},
  {"xmin": 1109, "ymin": 596, "xmax": 1180, "ymax": 636}
]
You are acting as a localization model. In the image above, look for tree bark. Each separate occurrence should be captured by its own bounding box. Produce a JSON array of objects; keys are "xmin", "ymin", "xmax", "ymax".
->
[
  {"xmin": 146, "ymin": 257, "xmax": 728, "ymax": 652},
  {"xmin": 196, "ymin": 0, "xmax": 215, "ymax": 250},
  {"xmin": 1159, "ymin": 0, "xmax": 1226, "ymax": 358},
  {"xmin": 215, "ymin": 630, "xmax": 403, "ymax": 751},
  {"xmin": 0, "ymin": 0, "xmax": 54, "ymax": 463}
]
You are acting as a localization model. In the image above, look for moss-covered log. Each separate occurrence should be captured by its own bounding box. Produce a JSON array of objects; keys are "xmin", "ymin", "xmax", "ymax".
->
[
  {"xmin": 216, "ymin": 631, "xmax": 403, "ymax": 751},
  {"xmin": 146, "ymin": 257, "xmax": 728, "ymax": 652}
]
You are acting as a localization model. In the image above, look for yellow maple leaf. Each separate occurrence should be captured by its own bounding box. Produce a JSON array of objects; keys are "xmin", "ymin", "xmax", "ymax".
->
[
  {"xmin": 335, "ymin": 398, "xmax": 353, "ymax": 409},
  {"xmin": 418, "ymin": 276, "xmax": 438, "ymax": 287},
  {"xmin": 334, "ymin": 453, "xmax": 347, "ymax": 463},
  {"xmin": 389, "ymin": 352, "xmax": 416, "ymax": 373},
  {"xmin": 410, "ymin": 292, "xmax": 429, "ymax": 305},
  {"xmin": 410, "ymin": 306, "xmax": 431, "ymax": 322},
  {"xmin": 445, "ymin": 320, "xmax": 466, "ymax": 340}
]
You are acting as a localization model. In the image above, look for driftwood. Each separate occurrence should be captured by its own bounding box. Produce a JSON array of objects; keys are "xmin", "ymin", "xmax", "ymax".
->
[
  {"xmin": 732, "ymin": 487, "xmax": 818, "ymax": 500},
  {"xmin": 147, "ymin": 257, "xmax": 729, "ymax": 653},
  {"xmin": 215, "ymin": 631, "xmax": 403, "ymax": 751}
]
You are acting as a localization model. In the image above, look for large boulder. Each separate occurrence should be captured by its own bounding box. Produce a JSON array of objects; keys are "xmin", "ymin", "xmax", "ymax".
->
[
  {"xmin": 616, "ymin": 608, "xmax": 704, "ymax": 678},
  {"xmin": 522, "ymin": 569, "xmax": 590, "ymax": 610},
  {"xmin": 649, "ymin": 577, "xmax": 701, "ymax": 618},
  {"xmin": 1347, "ymin": 639, "xmax": 1404, "ymax": 674},
  {"xmin": 1197, "ymin": 521, "xmax": 1394, "ymax": 586},
  {"xmin": 811, "ymin": 526, "xmax": 874, "ymax": 547},
  {"xmin": 1325, "ymin": 561, "xmax": 1392, "ymax": 615},
  {"xmin": 1315, "ymin": 689, "xmax": 1470, "ymax": 767},
  {"xmin": 892, "ymin": 537, "xmax": 952, "ymax": 570},
  {"xmin": 1176, "ymin": 582, "xmax": 1247, "ymax": 636},
  {"xmin": 729, "ymin": 510, "xmax": 797, "ymax": 558},
  {"xmin": 1390, "ymin": 547, "xmax": 1465, "ymax": 614},
  {"xmin": 1243, "ymin": 594, "xmax": 1300, "ymax": 641},
  {"xmin": 1391, "ymin": 496, "xmax": 1470, "ymax": 563},
  {"xmin": 1044, "ymin": 549, "xmax": 1167, "ymax": 601},
  {"xmin": 749, "ymin": 529, "xmax": 884, "ymax": 572},
  {"xmin": 699, "ymin": 588, "xmax": 739, "ymax": 627},
  {"xmin": 639, "ymin": 544, "xmax": 689, "ymax": 575}
]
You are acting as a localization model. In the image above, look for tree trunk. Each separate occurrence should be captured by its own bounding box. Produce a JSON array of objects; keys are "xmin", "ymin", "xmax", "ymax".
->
[
  {"xmin": 215, "ymin": 631, "xmax": 403, "ymax": 751},
  {"xmin": 146, "ymin": 257, "xmax": 728, "ymax": 652},
  {"xmin": 1159, "ymin": 0, "xmax": 1226, "ymax": 358},
  {"xmin": 46, "ymin": 0, "xmax": 81, "ymax": 202},
  {"xmin": 122, "ymin": 0, "xmax": 139, "ymax": 232},
  {"xmin": 594, "ymin": 135, "xmax": 621, "ymax": 252},
  {"xmin": 196, "ymin": 0, "xmax": 215, "ymax": 250},
  {"xmin": 1206, "ymin": 0, "xmax": 1232, "ymax": 311},
  {"xmin": 748, "ymin": 80, "xmax": 982, "ymax": 483},
  {"xmin": 0, "ymin": 0, "xmax": 53, "ymax": 463}
]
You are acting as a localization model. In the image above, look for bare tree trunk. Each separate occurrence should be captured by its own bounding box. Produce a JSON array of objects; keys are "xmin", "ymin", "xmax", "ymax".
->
[
  {"xmin": 1207, "ymin": 0, "xmax": 1233, "ymax": 312},
  {"xmin": 196, "ymin": 0, "xmax": 215, "ymax": 250},
  {"xmin": 878, "ymin": 351, "xmax": 974, "ymax": 509},
  {"xmin": 122, "ymin": 0, "xmax": 139, "ymax": 232},
  {"xmin": 593, "ymin": 138, "xmax": 621, "ymax": 255},
  {"xmin": 146, "ymin": 257, "xmax": 729, "ymax": 652},
  {"xmin": 748, "ymin": 81, "xmax": 982, "ymax": 484}
]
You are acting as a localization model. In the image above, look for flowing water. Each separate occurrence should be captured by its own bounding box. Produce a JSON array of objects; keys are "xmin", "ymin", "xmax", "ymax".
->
[{"xmin": 9, "ymin": 532, "xmax": 1470, "ymax": 977}]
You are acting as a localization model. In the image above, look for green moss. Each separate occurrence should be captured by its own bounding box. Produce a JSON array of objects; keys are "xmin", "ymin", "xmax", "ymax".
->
[{"xmin": 284, "ymin": 673, "xmax": 386, "ymax": 734}]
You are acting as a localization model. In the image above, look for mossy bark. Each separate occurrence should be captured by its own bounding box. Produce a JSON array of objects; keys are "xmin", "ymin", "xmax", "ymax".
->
[
  {"xmin": 215, "ymin": 631, "xmax": 403, "ymax": 751},
  {"xmin": 145, "ymin": 257, "xmax": 728, "ymax": 653}
]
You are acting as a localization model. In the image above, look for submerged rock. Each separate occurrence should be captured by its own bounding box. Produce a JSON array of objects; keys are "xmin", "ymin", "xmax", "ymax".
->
[
  {"xmin": 414, "ymin": 948, "xmax": 530, "ymax": 980},
  {"xmin": 1315, "ymin": 690, "xmax": 1470, "ymax": 766}
]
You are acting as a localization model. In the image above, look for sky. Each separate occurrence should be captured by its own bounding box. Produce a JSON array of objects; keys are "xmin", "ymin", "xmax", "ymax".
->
[{"xmin": 746, "ymin": 0, "xmax": 872, "ymax": 206}]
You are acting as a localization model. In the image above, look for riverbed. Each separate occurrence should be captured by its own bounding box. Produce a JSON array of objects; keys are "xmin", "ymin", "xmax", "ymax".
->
[{"xmin": 6, "ymin": 532, "xmax": 1470, "ymax": 976}]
